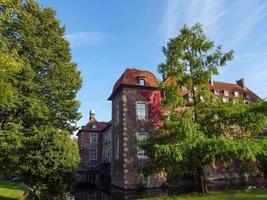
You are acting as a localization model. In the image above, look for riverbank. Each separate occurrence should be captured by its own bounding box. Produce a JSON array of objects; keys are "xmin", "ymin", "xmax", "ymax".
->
[
  {"xmin": 0, "ymin": 180, "xmax": 27, "ymax": 200},
  {"xmin": 140, "ymin": 188, "xmax": 267, "ymax": 200}
]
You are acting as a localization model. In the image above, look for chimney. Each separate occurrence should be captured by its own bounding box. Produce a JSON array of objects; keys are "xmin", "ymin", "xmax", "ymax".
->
[
  {"xmin": 236, "ymin": 78, "xmax": 246, "ymax": 89},
  {"xmin": 210, "ymin": 79, "xmax": 214, "ymax": 86},
  {"xmin": 89, "ymin": 109, "xmax": 96, "ymax": 121}
]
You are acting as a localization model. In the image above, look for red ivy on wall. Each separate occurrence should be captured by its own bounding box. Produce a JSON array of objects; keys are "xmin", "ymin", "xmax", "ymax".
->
[
  {"xmin": 141, "ymin": 90, "xmax": 163, "ymax": 128},
  {"xmin": 215, "ymin": 160, "xmax": 262, "ymax": 174}
]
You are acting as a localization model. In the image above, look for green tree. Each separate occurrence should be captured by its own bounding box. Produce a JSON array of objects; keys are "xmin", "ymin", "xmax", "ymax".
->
[
  {"xmin": 142, "ymin": 23, "xmax": 267, "ymax": 193},
  {"xmin": 0, "ymin": 0, "xmax": 81, "ymax": 199}
]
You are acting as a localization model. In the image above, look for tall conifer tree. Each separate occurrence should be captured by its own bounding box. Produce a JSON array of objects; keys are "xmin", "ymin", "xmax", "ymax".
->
[{"xmin": 142, "ymin": 24, "xmax": 267, "ymax": 193}]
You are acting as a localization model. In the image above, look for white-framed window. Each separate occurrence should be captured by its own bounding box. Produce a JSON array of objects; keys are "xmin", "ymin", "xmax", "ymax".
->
[
  {"xmin": 224, "ymin": 90, "xmax": 229, "ymax": 96},
  {"xmin": 90, "ymin": 133, "xmax": 97, "ymax": 143},
  {"xmin": 181, "ymin": 85, "xmax": 187, "ymax": 90},
  {"xmin": 136, "ymin": 133, "xmax": 148, "ymax": 159},
  {"xmin": 92, "ymin": 124, "xmax": 96, "ymax": 129},
  {"xmin": 188, "ymin": 93, "xmax": 194, "ymax": 103},
  {"xmin": 234, "ymin": 91, "xmax": 239, "ymax": 97},
  {"xmin": 139, "ymin": 78, "xmax": 146, "ymax": 86},
  {"xmin": 89, "ymin": 148, "xmax": 97, "ymax": 160},
  {"xmin": 115, "ymin": 106, "xmax": 119, "ymax": 125},
  {"xmin": 115, "ymin": 135, "xmax": 119, "ymax": 160},
  {"xmin": 136, "ymin": 102, "xmax": 146, "ymax": 120},
  {"xmin": 222, "ymin": 98, "xmax": 229, "ymax": 103},
  {"xmin": 232, "ymin": 99, "xmax": 238, "ymax": 103}
]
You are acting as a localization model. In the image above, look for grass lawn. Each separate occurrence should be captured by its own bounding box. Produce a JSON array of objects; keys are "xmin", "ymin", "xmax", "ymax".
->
[
  {"xmin": 0, "ymin": 180, "xmax": 27, "ymax": 200},
  {"xmin": 141, "ymin": 189, "xmax": 267, "ymax": 200}
]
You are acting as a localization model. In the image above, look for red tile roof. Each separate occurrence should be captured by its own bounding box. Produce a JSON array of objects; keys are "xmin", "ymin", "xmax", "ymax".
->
[
  {"xmin": 209, "ymin": 80, "xmax": 260, "ymax": 101},
  {"xmin": 163, "ymin": 76, "xmax": 260, "ymax": 101},
  {"xmin": 109, "ymin": 68, "xmax": 159, "ymax": 99},
  {"xmin": 77, "ymin": 117, "xmax": 110, "ymax": 135}
]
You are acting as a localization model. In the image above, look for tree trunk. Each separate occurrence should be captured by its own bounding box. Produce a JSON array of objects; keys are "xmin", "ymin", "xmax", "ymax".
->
[{"xmin": 197, "ymin": 167, "xmax": 209, "ymax": 193}]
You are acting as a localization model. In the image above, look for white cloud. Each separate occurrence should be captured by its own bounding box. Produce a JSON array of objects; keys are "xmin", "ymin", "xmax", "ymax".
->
[
  {"xmin": 65, "ymin": 32, "xmax": 106, "ymax": 47},
  {"xmin": 226, "ymin": 1, "xmax": 267, "ymax": 48},
  {"xmin": 160, "ymin": 0, "xmax": 181, "ymax": 41},
  {"xmin": 160, "ymin": 0, "xmax": 226, "ymax": 42},
  {"xmin": 159, "ymin": 0, "xmax": 267, "ymax": 98},
  {"xmin": 235, "ymin": 51, "xmax": 267, "ymax": 60},
  {"xmin": 160, "ymin": 0, "xmax": 267, "ymax": 46}
]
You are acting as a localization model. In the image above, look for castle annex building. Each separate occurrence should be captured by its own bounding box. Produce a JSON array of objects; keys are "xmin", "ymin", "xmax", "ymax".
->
[{"xmin": 77, "ymin": 67, "xmax": 260, "ymax": 189}]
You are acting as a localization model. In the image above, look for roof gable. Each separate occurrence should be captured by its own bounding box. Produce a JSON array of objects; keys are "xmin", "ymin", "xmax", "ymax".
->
[{"xmin": 112, "ymin": 67, "xmax": 159, "ymax": 92}]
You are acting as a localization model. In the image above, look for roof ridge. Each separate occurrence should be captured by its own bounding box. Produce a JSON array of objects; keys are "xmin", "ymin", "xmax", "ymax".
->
[{"xmin": 213, "ymin": 80, "xmax": 238, "ymax": 85}]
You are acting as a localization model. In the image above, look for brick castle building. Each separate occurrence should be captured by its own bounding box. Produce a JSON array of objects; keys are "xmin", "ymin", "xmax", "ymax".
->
[{"xmin": 77, "ymin": 67, "xmax": 260, "ymax": 189}]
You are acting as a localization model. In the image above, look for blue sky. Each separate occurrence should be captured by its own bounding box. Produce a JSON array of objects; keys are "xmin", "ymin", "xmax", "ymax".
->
[{"xmin": 38, "ymin": 0, "xmax": 267, "ymax": 127}]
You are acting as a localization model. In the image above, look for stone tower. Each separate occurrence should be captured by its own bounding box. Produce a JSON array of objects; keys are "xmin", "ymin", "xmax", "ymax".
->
[{"xmin": 108, "ymin": 67, "xmax": 166, "ymax": 189}]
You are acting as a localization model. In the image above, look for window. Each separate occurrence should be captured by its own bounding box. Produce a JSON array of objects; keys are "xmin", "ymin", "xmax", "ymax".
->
[
  {"xmin": 222, "ymin": 98, "xmax": 229, "ymax": 103},
  {"xmin": 232, "ymin": 99, "xmax": 238, "ymax": 103},
  {"xmin": 234, "ymin": 91, "xmax": 239, "ymax": 97},
  {"xmin": 90, "ymin": 133, "xmax": 97, "ymax": 143},
  {"xmin": 181, "ymin": 85, "xmax": 187, "ymax": 90},
  {"xmin": 224, "ymin": 90, "xmax": 229, "ymax": 96},
  {"xmin": 115, "ymin": 106, "xmax": 119, "ymax": 125},
  {"xmin": 136, "ymin": 102, "xmax": 146, "ymax": 120},
  {"xmin": 136, "ymin": 133, "xmax": 148, "ymax": 159},
  {"xmin": 92, "ymin": 124, "xmax": 96, "ymax": 129},
  {"xmin": 244, "ymin": 100, "xmax": 250, "ymax": 104},
  {"xmin": 143, "ymin": 174, "xmax": 150, "ymax": 183},
  {"xmin": 103, "ymin": 131, "xmax": 111, "ymax": 143},
  {"xmin": 214, "ymin": 89, "xmax": 219, "ymax": 95},
  {"xmin": 188, "ymin": 93, "xmax": 194, "ymax": 103},
  {"xmin": 103, "ymin": 146, "xmax": 110, "ymax": 162},
  {"xmin": 115, "ymin": 135, "xmax": 119, "ymax": 160},
  {"xmin": 89, "ymin": 149, "xmax": 97, "ymax": 160},
  {"xmin": 139, "ymin": 78, "xmax": 145, "ymax": 86}
]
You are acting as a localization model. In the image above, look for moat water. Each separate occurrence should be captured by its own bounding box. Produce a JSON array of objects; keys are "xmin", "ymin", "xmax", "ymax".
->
[{"xmin": 73, "ymin": 177, "xmax": 267, "ymax": 200}]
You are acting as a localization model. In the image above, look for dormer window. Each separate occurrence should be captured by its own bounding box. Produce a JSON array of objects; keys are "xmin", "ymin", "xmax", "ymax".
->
[
  {"xmin": 138, "ymin": 77, "xmax": 146, "ymax": 86},
  {"xmin": 92, "ymin": 124, "xmax": 96, "ymax": 129},
  {"xmin": 224, "ymin": 90, "xmax": 229, "ymax": 96},
  {"xmin": 214, "ymin": 89, "xmax": 219, "ymax": 95}
]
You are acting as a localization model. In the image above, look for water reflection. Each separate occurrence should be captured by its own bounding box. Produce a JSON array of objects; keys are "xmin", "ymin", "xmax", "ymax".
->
[
  {"xmin": 74, "ymin": 186, "xmax": 169, "ymax": 200},
  {"xmin": 74, "ymin": 177, "xmax": 267, "ymax": 200}
]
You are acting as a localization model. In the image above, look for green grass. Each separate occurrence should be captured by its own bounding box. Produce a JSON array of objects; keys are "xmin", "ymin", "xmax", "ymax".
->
[
  {"xmin": 0, "ymin": 181, "xmax": 27, "ymax": 200},
  {"xmin": 141, "ymin": 189, "xmax": 267, "ymax": 200}
]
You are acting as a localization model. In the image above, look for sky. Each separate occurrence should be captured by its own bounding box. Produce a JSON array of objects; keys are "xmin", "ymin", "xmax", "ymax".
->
[{"xmin": 38, "ymin": 0, "xmax": 267, "ymax": 127}]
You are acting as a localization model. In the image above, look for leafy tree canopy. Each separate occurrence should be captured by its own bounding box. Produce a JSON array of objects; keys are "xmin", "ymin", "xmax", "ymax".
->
[
  {"xmin": 142, "ymin": 23, "xmax": 267, "ymax": 193},
  {"xmin": 0, "ymin": 0, "xmax": 81, "ymax": 199}
]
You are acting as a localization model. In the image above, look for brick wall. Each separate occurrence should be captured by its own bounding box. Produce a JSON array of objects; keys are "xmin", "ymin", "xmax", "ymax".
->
[
  {"xmin": 111, "ymin": 86, "xmax": 166, "ymax": 189},
  {"xmin": 78, "ymin": 130, "xmax": 102, "ymax": 170}
]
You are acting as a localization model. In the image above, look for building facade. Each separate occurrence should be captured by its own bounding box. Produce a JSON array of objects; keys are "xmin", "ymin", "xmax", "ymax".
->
[{"xmin": 77, "ymin": 67, "xmax": 260, "ymax": 189}]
